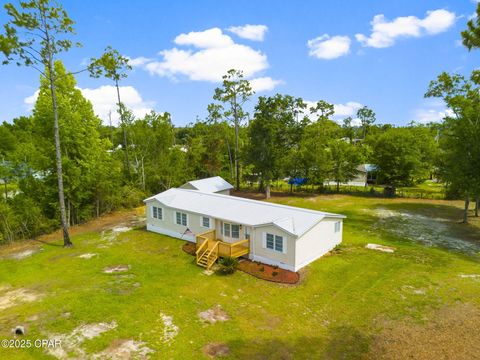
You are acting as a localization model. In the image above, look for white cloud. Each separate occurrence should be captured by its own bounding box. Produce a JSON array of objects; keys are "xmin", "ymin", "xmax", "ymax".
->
[
  {"xmin": 174, "ymin": 27, "xmax": 234, "ymax": 48},
  {"xmin": 227, "ymin": 24, "xmax": 268, "ymax": 41},
  {"xmin": 249, "ymin": 77, "xmax": 283, "ymax": 92},
  {"xmin": 414, "ymin": 107, "xmax": 454, "ymax": 124},
  {"xmin": 24, "ymin": 85, "xmax": 155, "ymax": 126},
  {"xmin": 356, "ymin": 9, "xmax": 456, "ymax": 48},
  {"xmin": 333, "ymin": 101, "xmax": 363, "ymax": 117},
  {"xmin": 303, "ymin": 100, "xmax": 363, "ymax": 125},
  {"xmin": 128, "ymin": 56, "xmax": 153, "ymax": 67},
  {"xmin": 138, "ymin": 27, "xmax": 270, "ymax": 82},
  {"xmin": 307, "ymin": 34, "xmax": 351, "ymax": 59}
]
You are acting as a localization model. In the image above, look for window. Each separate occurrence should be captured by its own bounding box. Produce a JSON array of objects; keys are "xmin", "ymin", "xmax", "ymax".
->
[
  {"xmin": 334, "ymin": 221, "xmax": 341, "ymax": 233},
  {"xmin": 152, "ymin": 206, "xmax": 162, "ymax": 220},
  {"xmin": 202, "ymin": 216, "xmax": 210, "ymax": 228},
  {"xmin": 266, "ymin": 233, "xmax": 284, "ymax": 253},
  {"xmin": 223, "ymin": 223, "xmax": 240, "ymax": 238},
  {"xmin": 223, "ymin": 223, "xmax": 230, "ymax": 237},
  {"xmin": 176, "ymin": 212, "xmax": 187, "ymax": 226},
  {"xmin": 231, "ymin": 224, "xmax": 240, "ymax": 239}
]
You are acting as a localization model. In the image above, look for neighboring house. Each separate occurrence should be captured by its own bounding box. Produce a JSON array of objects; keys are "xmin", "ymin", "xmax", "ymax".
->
[
  {"xmin": 144, "ymin": 188, "xmax": 345, "ymax": 272},
  {"xmin": 180, "ymin": 176, "xmax": 233, "ymax": 195},
  {"xmin": 325, "ymin": 164, "xmax": 377, "ymax": 187}
]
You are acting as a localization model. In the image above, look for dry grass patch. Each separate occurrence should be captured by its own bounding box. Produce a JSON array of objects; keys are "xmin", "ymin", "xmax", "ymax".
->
[{"xmin": 369, "ymin": 303, "xmax": 480, "ymax": 360}]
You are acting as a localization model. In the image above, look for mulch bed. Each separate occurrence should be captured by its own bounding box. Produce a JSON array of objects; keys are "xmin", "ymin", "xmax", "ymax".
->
[
  {"xmin": 237, "ymin": 259, "xmax": 300, "ymax": 284},
  {"xmin": 182, "ymin": 242, "xmax": 300, "ymax": 284},
  {"xmin": 182, "ymin": 242, "xmax": 196, "ymax": 256}
]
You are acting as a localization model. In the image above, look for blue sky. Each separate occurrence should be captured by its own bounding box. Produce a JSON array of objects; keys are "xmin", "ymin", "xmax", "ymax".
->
[{"xmin": 1, "ymin": 0, "xmax": 479, "ymax": 126}]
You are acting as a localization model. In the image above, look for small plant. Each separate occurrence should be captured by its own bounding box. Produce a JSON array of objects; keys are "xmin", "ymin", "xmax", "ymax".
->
[
  {"xmin": 218, "ymin": 256, "xmax": 239, "ymax": 275},
  {"xmin": 272, "ymin": 271, "xmax": 278, "ymax": 277},
  {"xmin": 259, "ymin": 266, "xmax": 265, "ymax": 272}
]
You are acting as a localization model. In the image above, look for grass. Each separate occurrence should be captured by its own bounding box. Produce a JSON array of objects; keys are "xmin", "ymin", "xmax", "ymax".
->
[{"xmin": 0, "ymin": 194, "xmax": 479, "ymax": 359}]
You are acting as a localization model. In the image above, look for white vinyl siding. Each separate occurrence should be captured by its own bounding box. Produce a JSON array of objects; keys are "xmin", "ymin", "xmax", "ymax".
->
[
  {"xmin": 201, "ymin": 216, "xmax": 210, "ymax": 228},
  {"xmin": 175, "ymin": 211, "xmax": 187, "ymax": 226},
  {"xmin": 265, "ymin": 233, "xmax": 285, "ymax": 253},
  {"xmin": 152, "ymin": 206, "xmax": 163, "ymax": 220}
]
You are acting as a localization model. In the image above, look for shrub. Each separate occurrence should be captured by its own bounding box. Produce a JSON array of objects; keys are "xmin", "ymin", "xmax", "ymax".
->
[
  {"xmin": 259, "ymin": 266, "xmax": 265, "ymax": 272},
  {"xmin": 218, "ymin": 256, "xmax": 239, "ymax": 275},
  {"xmin": 272, "ymin": 271, "xmax": 278, "ymax": 277}
]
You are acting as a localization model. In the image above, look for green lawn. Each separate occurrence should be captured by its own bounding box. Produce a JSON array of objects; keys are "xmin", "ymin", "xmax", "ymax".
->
[{"xmin": 0, "ymin": 194, "xmax": 479, "ymax": 359}]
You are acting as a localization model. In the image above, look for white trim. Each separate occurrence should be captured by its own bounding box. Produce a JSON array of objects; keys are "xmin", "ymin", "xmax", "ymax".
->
[
  {"xmin": 146, "ymin": 223, "xmax": 195, "ymax": 242},
  {"xmin": 249, "ymin": 254, "xmax": 295, "ymax": 272}
]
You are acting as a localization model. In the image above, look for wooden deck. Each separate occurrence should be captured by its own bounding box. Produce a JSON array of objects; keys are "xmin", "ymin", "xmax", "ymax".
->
[{"xmin": 195, "ymin": 229, "xmax": 249, "ymax": 269}]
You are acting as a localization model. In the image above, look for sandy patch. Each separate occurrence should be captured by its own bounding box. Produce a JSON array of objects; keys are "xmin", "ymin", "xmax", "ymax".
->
[
  {"xmin": 370, "ymin": 208, "xmax": 480, "ymax": 254},
  {"xmin": 366, "ymin": 243, "xmax": 395, "ymax": 253},
  {"xmin": 98, "ymin": 226, "xmax": 132, "ymax": 248},
  {"xmin": 78, "ymin": 253, "xmax": 97, "ymax": 259},
  {"xmin": 160, "ymin": 313, "xmax": 179, "ymax": 344},
  {"xmin": 198, "ymin": 305, "xmax": 230, "ymax": 324},
  {"xmin": 92, "ymin": 339, "xmax": 154, "ymax": 359},
  {"xmin": 203, "ymin": 342, "xmax": 230, "ymax": 358},
  {"xmin": 369, "ymin": 303, "xmax": 480, "ymax": 360},
  {"xmin": 47, "ymin": 321, "xmax": 117, "ymax": 359},
  {"xmin": 459, "ymin": 274, "xmax": 480, "ymax": 279},
  {"xmin": 104, "ymin": 265, "xmax": 130, "ymax": 274},
  {"xmin": 0, "ymin": 288, "xmax": 42, "ymax": 311},
  {"xmin": 9, "ymin": 248, "xmax": 40, "ymax": 260}
]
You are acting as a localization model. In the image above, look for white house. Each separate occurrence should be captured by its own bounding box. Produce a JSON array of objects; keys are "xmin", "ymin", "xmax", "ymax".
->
[
  {"xmin": 144, "ymin": 187, "xmax": 345, "ymax": 272},
  {"xmin": 179, "ymin": 176, "xmax": 233, "ymax": 195}
]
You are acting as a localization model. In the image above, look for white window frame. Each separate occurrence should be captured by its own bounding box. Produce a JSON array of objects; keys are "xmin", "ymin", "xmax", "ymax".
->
[
  {"xmin": 231, "ymin": 224, "xmax": 240, "ymax": 239},
  {"xmin": 175, "ymin": 211, "xmax": 188, "ymax": 226},
  {"xmin": 223, "ymin": 222, "xmax": 231, "ymax": 237},
  {"xmin": 334, "ymin": 221, "xmax": 341, "ymax": 233},
  {"xmin": 152, "ymin": 206, "xmax": 163, "ymax": 220},
  {"xmin": 263, "ymin": 232, "xmax": 286, "ymax": 254},
  {"xmin": 201, "ymin": 216, "xmax": 211, "ymax": 228}
]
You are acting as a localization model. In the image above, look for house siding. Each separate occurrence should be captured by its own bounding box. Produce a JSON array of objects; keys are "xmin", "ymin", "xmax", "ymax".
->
[
  {"xmin": 145, "ymin": 200, "xmax": 213, "ymax": 242},
  {"xmin": 294, "ymin": 218, "xmax": 342, "ymax": 271},
  {"xmin": 250, "ymin": 225, "xmax": 296, "ymax": 271}
]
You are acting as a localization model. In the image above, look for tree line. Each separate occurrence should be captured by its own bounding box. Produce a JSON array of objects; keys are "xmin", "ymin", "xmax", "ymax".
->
[{"xmin": 0, "ymin": 0, "xmax": 478, "ymax": 245}]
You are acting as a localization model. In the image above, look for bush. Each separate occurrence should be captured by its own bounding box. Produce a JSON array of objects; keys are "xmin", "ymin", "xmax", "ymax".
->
[{"xmin": 218, "ymin": 256, "xmax": 239, "ymax": 275}]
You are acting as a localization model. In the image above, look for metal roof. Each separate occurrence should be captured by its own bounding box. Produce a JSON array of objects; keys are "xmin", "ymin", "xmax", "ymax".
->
[
  {"xmin": 144, "ymin": 188, "xmax": 345, "ymax": 237},
  {"xmin": 180, "ymin": 176, "xmax": 233, "ymax": 193}
]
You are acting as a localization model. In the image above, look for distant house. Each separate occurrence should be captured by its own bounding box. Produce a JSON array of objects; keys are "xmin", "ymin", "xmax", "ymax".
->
[
  {"xmin": 144, "ymin": 185, "xmax": 345, "ymax": 272},
  {"xmin": 180, "ymin": 176, "xmax": 233, "ymax": 195},
  {"xmin": 325, "ymin": 164, "xmax": 377, "ymax": 187}
]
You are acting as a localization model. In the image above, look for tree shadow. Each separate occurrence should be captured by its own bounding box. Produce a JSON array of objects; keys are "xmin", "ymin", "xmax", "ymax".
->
[{"xmin": 224, "ymin": 325, "xmax": 371, "ymax": 359}]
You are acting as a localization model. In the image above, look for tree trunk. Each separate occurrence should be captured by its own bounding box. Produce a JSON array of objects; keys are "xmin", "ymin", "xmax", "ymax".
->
[
  {"xmin": 336, "ymin": 181, "xmax": 340, "ymax": 193},
  {"xmin": 115, "ymin": 79, "xmax": 131, "ymax": 179},
  {"xmin": 463, "ymin": 195, "xmax": 470, "ymax": 224},
  {"xmin": 234, "ymin": 119, "xmax": 240, "ymax": 190},
  {"xmin": 49, "ymin": 64, "xmax": 72, "ymax": 247},
  {"xmin": 4, "ymin": 179, "xmax": 7, "ymax": 201},
  {"xmin": 475, "ymin": 196, "xmax": 479, "ymax": 217},
  {"xmin": 225, "ymin": 137, "xmax": 234, "ymax": 181},
  {"xmin": 265, "ymin": 182, "xmax": 271, "ymax": 199}
]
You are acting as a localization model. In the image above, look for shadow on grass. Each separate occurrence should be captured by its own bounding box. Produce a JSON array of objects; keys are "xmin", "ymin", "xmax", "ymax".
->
[{"xmin": 225, "ymin": 325, "xmax": 371, "ymax": 359}]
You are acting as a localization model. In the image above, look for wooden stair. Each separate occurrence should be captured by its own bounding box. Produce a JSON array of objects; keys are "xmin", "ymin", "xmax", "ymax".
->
[{"xmin": 196, "ymin": 241, "xmax": 219, "ymax": 270}]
